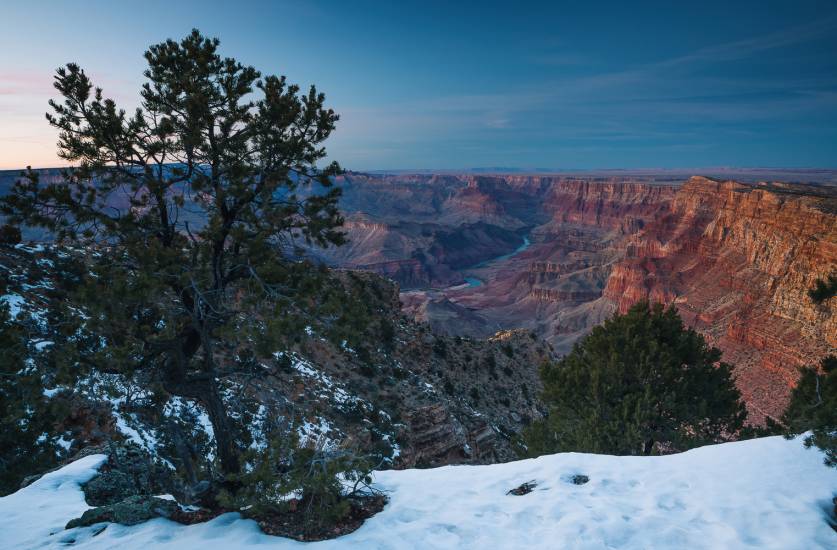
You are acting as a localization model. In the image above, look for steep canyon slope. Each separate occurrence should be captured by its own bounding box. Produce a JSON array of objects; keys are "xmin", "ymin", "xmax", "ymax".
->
[{"xmin": 1, "ymin": 244, "xmax": 550, "ymax": 469}]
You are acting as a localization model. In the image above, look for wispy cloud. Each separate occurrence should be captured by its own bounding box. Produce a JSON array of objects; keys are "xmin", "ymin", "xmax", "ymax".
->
[
  {"xmin": 0, "ymin": 71, "xmax": 53, "ymax": 96},
  {"xmin": 653, "ymin": 15, "xmax": 837, "ymax": 70},
  {"xmin": 330, "ymin": 14, "xmax": 837, "ymax": 169}
]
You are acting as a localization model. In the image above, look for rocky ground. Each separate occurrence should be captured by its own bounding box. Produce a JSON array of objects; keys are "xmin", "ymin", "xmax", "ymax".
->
[{"xmin": 1, "ymin": 244, "xmax": 552, "ymax": 481}]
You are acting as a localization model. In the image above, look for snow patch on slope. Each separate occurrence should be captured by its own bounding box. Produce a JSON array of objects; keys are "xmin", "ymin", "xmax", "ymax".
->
[
  {"xmin": 0, "ymin": 293, "xmax": 26, "ymax": 317},
  {"xmin": 0, "ymin": 454, "xmax": 108, "ymax": 549},
  {"xmin": 277, "ymin": 351, "xmax": 373, "ymax": 411},
  {"xmin": 1, "ymin": 437, "xmax": 834, "ymax": 549}
]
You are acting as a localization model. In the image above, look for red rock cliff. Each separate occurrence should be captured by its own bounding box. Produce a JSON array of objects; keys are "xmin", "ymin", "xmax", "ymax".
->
[
  {"xmin": 541, "ymin": 180, "xmax": 678, "ymax": 232},
  {"xmin": 603, "ymin": 176, "xmax": 837, "ymax": 421}
]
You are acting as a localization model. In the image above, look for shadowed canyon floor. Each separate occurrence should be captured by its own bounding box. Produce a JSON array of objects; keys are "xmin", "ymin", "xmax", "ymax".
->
[{"xmin": 309, "ymin": 171, "xmax": 837, "ymax": 423}]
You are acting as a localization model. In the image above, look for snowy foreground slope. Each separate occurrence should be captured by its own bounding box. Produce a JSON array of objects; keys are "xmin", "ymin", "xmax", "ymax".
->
[{"xmin": 1, "ymin": 436, "xmax": 834, "ymax": 550}]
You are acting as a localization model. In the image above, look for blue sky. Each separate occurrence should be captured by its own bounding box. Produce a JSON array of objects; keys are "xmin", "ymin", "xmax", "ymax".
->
[{"xmin": 1, "ymin": 0, "xmax": 836, "ymax": 170}]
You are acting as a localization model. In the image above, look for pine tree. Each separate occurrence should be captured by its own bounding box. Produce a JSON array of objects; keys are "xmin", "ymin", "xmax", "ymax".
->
[
  {"xmin": 0, "ymin": 303, "xmax": 60, "ymax": 494},
  {"xmin": 808, "ymin": 273, "xmax": 837, "ymax": 304},
  {"xmin": 1, "ymin": 30, "xmax": 344, "ymax": 483},
  {"xmin": 523, "ymin": 301, "xmax": 747, "ymax": 457},
  {"xmin": 782, "ymin": 355, "xmax": 837, "ymax": 467},
  {"xmin": 782, "ymin": 276, "xmax": 836, "ymax": 466}
]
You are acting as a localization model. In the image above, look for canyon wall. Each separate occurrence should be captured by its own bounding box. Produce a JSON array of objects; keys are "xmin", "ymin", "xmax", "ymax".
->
[
  {"xmin": 540, "ymin": 180, "xmax": 677, "ymax": 232},
  {"xmin": 324, "ymin": 172, "xmax": 835, "ymax": 423},
  {"xmin": 602, "ymin": 177, "xmax": 836, "ymax": 420}
]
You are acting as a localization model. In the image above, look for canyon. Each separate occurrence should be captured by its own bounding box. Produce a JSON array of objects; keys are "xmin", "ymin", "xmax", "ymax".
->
[
  {"xmin": 2, "ymin": 167, "xmax": 835, "ymax": 439},
  {"xmin": 312, "ymin": 171, "xmax": 837, "ymax": 423}
]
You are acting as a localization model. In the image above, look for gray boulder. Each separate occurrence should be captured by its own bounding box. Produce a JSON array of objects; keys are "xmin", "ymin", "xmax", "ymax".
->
[
  {"xmin": 82, "ymin": 444, "xmax": 172, "ymax": 506},
  {"xmin": 66, "ymin": 495, "xmax": 178, "ymax": 529}
]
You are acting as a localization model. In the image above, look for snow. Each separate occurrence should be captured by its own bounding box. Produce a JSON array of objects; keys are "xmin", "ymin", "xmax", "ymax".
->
[
  {"xmin": 55, "ymin": 435, "xmax": 74, "ymax": 452},
  {"xmin": 114, "ymin": 413, "xmax": 158, "ymax": 452},
  {"xmin": 1, "ymin": 436, "xmax": 835, "ymax": 549},
  {"xmin": 297, "ymin": 416, "xmax": 340, "ymax": 452},
  {"xmin": 0, "ymin": 454, "xmax": 108, "ymax": 549},
  {"xmin": 1, "ymin": 291, "xmax": 48, "ymax": 326},
  {"xmin": 278, "ymin": 352, "xmax": 372, "ymax": 410},
  {"xmin": 34, "ymin": 339, "xmax": 54, "ymax": 351},
  {"xmin": 1, "ymin": 293, "xmax": 25, "ymax": 317},
  {"xmin": 247, "ymin": 404, "xmax": 270, "ymax": 452}
]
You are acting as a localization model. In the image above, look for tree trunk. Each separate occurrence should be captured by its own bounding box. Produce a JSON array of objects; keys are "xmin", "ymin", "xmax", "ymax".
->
[
  {"xmin": 162, "ymin": 329, "xmax": 241, "ymax": 478},
  {"xmin": 164, "ymin": 374, "xmax": 242, "ymax": 477},
  {"xmin": 197, "ymin": 379, "xmax": 241, "ymax": 476}
]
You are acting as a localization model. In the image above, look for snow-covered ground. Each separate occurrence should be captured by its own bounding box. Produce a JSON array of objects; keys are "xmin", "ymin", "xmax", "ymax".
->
[{"xmin": 1, "ymin": 436, "xmax": 834, "ymax": 549}]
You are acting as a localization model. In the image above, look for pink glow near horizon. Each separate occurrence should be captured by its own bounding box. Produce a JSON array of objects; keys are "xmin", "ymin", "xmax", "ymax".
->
[{"xmin": 0, "ymin": 70, "xmax": 62, "ymax": 170}]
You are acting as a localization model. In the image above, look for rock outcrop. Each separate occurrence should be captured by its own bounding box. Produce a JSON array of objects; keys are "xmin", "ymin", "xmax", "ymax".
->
[{"xmin": 66, "ymin": 495, "xmax": 179, "ymax": 529}]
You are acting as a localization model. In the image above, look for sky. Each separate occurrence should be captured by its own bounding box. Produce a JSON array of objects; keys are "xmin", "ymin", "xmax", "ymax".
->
[{"xmin": 1, "ymin": 0, "xmax": 836, "ymax": 171}]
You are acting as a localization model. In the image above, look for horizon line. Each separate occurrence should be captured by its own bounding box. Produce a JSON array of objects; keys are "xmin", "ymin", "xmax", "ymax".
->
[{"xmin": 3, "ymin": 165, "xmax": 837, "ymax": 174}]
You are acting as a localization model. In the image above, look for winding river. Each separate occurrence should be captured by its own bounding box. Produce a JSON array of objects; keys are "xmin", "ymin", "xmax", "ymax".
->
[
  {"xmin": 473, "ymin": 235, "xmax": 531, "ymax": 268},
  {"xmin": 462, "ymin": 234, "xmax": 532, "ymax": 287}
]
